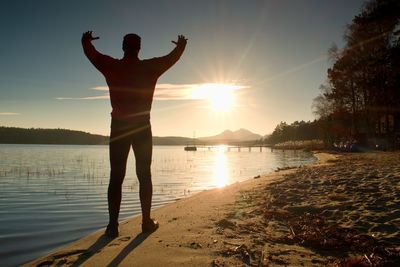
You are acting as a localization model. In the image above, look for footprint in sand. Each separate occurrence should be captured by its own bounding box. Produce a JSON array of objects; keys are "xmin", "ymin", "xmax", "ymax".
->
[
  {"xmin": 36, "ymin": 249, "xmax": 89, "ymax": 266},
  {"xmin": 118, "ymin": 236, "xmax": 131, "ymax": 242},
  {"xmin": 108, "ymin": 236, "xmax": 131, "ymax": 247}
]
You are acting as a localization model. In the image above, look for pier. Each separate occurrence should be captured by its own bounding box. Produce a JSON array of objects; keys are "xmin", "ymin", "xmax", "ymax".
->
[
  {"xmin": 184, "ymin": 144, "xmax": 310, "ymax": 152},
  {"xmin": 188, "ymin": 145, "xmax": 273, "ymax": 152}
]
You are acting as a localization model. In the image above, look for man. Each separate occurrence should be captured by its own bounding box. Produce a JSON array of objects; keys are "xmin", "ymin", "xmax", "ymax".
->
[{"xmin": 82, "ymin": 31, "xmax": 187, "ymax": 237}]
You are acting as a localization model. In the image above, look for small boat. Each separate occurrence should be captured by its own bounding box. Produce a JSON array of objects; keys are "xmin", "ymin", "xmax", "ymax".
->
[
  {"xmin": 184, "ymin": 132, "xmax": 197, "ymax": 151},
  {"xmin": 184, "ymin": 145, "xmax": 197, "ymax": 151}
]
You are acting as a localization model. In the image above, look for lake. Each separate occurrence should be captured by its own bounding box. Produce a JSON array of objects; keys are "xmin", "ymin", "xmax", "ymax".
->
[{"xmin": 0, "ymin": 144, "xmax": 316, "ymax": 266}]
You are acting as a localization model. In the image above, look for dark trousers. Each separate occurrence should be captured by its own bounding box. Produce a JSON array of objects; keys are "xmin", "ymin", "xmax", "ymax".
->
[{"xmin": 108, "ymin": 119, "xmax": 153, "ymax": 225}]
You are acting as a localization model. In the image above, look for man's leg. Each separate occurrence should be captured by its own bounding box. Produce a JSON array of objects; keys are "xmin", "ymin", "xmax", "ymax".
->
[
  {"xmin": 107, "ymin": 121, "xmax": 131, "ymax": 235},
  {"xmin": 131, "ymin": 124, "xmax": 156, "ymax": 230}
]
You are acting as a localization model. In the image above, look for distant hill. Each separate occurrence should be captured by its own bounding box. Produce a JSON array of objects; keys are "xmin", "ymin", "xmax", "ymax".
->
[
  {"xmin": 0, "ymin": 126, "xmax": 108, "ymax": 145},
  {"xmin": 0, "ymin": 126, "xmax": 195, "ymax": 146},
  {"xmin": 199, "ymin": 128, "xmax": 262, "ymax": 143},
  {"xmin": 0, "ymin": 126, "xmax": 262, "ymax": 146}
]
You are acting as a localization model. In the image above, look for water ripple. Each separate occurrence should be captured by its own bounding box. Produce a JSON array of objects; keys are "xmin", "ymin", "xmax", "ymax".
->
[{"xmin": 0, "ymin": 144, "xmax": 316, "ymax": 266}]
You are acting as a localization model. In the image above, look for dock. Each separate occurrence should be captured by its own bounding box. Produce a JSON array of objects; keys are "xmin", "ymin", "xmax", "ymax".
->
[{"xmin": 186, "ymin": 145, "xmax": 274, "ymax": 152}]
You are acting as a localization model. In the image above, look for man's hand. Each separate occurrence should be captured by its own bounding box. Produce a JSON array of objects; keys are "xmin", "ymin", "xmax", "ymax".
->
[
  {"xmin": 82, "ymin": 31, "xmax": 100, "ymax": 43},
  {"xmin": 172, "ymin": 35, "xmax": 187, "ymax": 47}
]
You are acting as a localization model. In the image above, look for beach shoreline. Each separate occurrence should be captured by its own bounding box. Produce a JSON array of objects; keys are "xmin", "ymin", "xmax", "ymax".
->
[{"xmin": 24, "ymin": 151, "xmax": 400, "ymax": 266}]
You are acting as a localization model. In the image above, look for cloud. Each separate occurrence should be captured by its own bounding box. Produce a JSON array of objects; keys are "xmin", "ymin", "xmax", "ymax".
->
[
  {"xmin": 0, "ymin": 112, "xmax": 19, "ymax": 115},
  {"xmin": 57, "ymin": 83, "xmax": 248, "ymax": 101},
  {"xmin": 88, "ymin": 83, "xmax": 198, "ymax": 100},
  {"xmin": 155, "ymin": 83, "xmax": 199, "ymax": 100},
  {"xmin": 56, "ymin": 95, "xmax": 109, "ymax": 100},
  {"xmin": 91, "ymin": 86, "xmax": 108, "ymax": 91},
  {"xmin": 154, "ymin": 83, "xmax": 248, "ymax": 100}
]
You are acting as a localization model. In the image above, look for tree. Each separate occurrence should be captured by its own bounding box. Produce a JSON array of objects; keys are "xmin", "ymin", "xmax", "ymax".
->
[
  {"xmin": 319, "ymin": 0, "xmax": 400, "ymax": 148},
  {"xmin": 312, "ymin": 85, "xmax": 335, "ymax": 120}
]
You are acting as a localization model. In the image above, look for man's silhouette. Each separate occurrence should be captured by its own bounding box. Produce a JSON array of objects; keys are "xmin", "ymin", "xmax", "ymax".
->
[{"xmin": 82, "ymin": 31, "xmax": 187, "ymax": 237}]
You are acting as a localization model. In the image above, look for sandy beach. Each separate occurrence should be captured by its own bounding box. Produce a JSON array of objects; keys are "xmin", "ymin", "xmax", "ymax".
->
[{"xmin": 25, "ymin": 152, "xmax": 400, "ymax": 267}]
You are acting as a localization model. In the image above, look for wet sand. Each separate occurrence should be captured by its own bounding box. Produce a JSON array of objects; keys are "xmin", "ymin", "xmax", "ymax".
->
[{"xmin": 25, "ymin": 152, "xmax": 400, "ymax": 266}]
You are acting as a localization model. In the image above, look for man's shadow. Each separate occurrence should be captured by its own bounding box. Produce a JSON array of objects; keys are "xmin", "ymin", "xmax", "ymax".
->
[
  {"xmin": 70, "ymin": 232, "xmax": 151, "ymax": 267},
  {"xmin": 70, "ymin": 234, "xmax": 112, "ymax": 267},
  {"xmin": 107, "ymin": 232, "xmax": 152, "ymax": 267}
]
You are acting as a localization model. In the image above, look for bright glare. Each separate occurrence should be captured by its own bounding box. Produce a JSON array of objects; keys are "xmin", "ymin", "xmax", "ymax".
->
[
  {"xmin": 212, "ymin": 146, "xmax": 229, "ymax": 187},
  {"xmin": 191, "ymin": 83, "xmax": 241, "ymax": 112}
]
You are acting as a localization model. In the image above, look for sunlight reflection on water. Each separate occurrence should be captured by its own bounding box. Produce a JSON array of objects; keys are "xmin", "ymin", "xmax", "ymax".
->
[{"xmin": 212, "ymin": 146, "xmax": 229, "ymax": 188}]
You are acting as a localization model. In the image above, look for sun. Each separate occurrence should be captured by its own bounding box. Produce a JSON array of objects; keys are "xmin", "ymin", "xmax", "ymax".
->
[
  {"xmin": 191, "ymin": 83, "xmax": 239, "ymax": 112},
  {"xmin": 208, "ymin": 87, "xmax": 234, "ymax": 111}
]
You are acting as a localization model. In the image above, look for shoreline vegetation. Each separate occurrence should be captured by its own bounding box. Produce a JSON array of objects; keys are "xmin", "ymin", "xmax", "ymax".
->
[
  {"xmin": 25, "ymin": 152, "xmax": 400, "ymax": 266},
  {"xmin": 271, "ymin": 139, "xmax": 325, "ymax": 151},
  {"xmin": 0, "ymin": 126, "xmax": 109, "ymax": 145}
]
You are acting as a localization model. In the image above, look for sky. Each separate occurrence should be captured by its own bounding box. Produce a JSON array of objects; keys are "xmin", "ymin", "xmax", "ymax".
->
[{"xmin": 0, "ymin": 0, "xmax": 365, "ymax": 137}]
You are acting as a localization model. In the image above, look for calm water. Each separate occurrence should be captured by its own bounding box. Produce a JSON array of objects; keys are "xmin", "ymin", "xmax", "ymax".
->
[{"xmin": 0, "ymin": 144, "xmax": 316, "ymax": 266}]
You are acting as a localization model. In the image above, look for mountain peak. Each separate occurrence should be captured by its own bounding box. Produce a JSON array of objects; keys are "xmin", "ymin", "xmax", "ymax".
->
[
  {"xmin": 236, "ymin": 128, "xmax": 250, "ymax": 133},
  {"xmin": 222, "ymin": 129, "xmax": 233, "ymax": 134},
  {"xmin": 200, "ymin": 128, "xmax": 262, "ymax": 141}
]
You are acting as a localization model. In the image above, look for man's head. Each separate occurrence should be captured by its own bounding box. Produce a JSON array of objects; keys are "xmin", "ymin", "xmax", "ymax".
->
[{"xmin": 123, "ymin": 34, "xmax": 141, "ymax": 54}]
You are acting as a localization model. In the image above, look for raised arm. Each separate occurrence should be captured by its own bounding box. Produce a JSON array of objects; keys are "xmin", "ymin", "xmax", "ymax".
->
[
  {"xmin": 81, "ymin": 31, "xmax": 113, "ymax": 73},
  {"xmin": 153, "ymin": 35, "xmax": 188, "ymax": 75}
]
